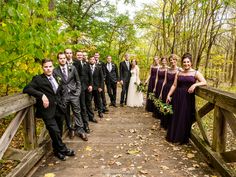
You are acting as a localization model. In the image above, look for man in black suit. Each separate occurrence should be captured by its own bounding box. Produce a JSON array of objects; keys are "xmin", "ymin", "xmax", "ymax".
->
[
  {"xmin": 74, "ymin": 51, "xmax": 97, "ymax": 132},
  {"xmin": 54, "ymin": 52, "xmax": 88, "ymax": 141},
  {"xmin": 105, "ymin": 56, "xmax": 119, "ymax": 107},
  {"xmin": 119, "ymin": 53, "xmax": 131, "ymax": 106},
  {"xmin": 89, "ymin": 56, "xmax": 104, "ymax": 118},
  {"xmin": 94, "ymin": 52, "xmax": 108, "ymax": 112},
  {"xmin": 23, "ymin": 59, "xmax": 75, "ymax": 161}
]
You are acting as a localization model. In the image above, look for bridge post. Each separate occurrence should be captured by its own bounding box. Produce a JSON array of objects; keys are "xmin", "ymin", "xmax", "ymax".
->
[
  {"xmin": 212, "ymin": 106, "xmax": 226, "ymax": 153},
  {"xmin": 23, "ymin": 105, "xmax": 37, "ymax": 150}
]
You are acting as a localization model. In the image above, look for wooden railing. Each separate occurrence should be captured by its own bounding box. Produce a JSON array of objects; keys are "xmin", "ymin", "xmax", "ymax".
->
[
  {"xmin": 0, "ymin": 94, "xmax": 50, "ymax": 177},
  {"xmin": 192, "ymin": 86, "xmax": 236, "ymax": 177}
]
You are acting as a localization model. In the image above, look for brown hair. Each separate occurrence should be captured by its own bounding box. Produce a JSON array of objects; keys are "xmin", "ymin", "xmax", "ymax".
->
[
  {"xmin": 181, "ymin": 52, "xmax": 192, "ymax": 63},
  {"xmin": 57, "ymin": 52, "xmax": 65, "ymax": 59},
  {"xmin": 41, "ymin": 59, "xmax": 53, "ymax": 66},
  {"xmin": 160, "ymin": 56, "xmax": 168, "ymax": 62}
]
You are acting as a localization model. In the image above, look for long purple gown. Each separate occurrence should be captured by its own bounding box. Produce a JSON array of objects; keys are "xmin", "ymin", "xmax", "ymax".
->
[
  {"xmin": 145, "ymin": 67, "xmax": 158, "ymax": 112},
  {"xmin": 153, "ymin": 70, "xmax": 166, "ymax": 119},
  {"xmin": 166, "ymin": 74, "xmax": 196, "ymax": 144},
  {"xmin": 160, "ymin": 72, "xmax": 176, "ymax": 129}
]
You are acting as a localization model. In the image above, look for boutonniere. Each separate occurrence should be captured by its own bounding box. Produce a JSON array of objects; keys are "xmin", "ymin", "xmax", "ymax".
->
[
  {"xmin": 56, "ymin": 76, "xmax": 62, "ymax": 85},
  {"xmin": 68, "ymin": 66, "xmax": 72, "ymax": 72}
]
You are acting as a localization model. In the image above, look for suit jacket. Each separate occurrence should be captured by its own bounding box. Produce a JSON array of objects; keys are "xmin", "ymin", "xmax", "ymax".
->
[
  {"xmin": 53, "ymin": 65, "xmax": 81, "ymax": 96},
  {"xmin": 23, "ymin": 74, "xmax": 66, "ymax": 118},
  {"xmin": 97, "ymin": 60, "xmax": 106, "ymax": 79},
  {"xmin": 119, "ymin": 61, "xmax": 131, "ymax": 82},
  {"xmin": 73, "ymin": 60, "xmax": 93, "ymax": 91},
  {"xmin": 91, "ymin": 64, "xmax": 104, "ymax": 90},
  {"xmin": 105, "ymin": 62, "xmax": 119, "ymax": 83}
]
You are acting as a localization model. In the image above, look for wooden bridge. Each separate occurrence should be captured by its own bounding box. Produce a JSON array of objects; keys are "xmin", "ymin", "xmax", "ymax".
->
[{"xmin": 0, "ymin": 86, "xmax": 235, "ymax": 177}]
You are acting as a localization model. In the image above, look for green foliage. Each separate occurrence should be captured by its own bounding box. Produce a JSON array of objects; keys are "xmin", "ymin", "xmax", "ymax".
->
[{"xmin": 0, "ymin": 1, "xmax": 78, "ymax": 95}]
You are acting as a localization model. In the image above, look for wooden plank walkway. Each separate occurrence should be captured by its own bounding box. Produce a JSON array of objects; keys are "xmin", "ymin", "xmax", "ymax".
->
[{"xmin": 30, "ymin": 105, "xmax": 220, "ymax": 177}]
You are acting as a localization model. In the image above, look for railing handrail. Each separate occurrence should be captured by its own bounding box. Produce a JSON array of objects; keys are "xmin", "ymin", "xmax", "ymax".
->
[
  {"xmin": 195, "ymin": 86, "xmax": 236, "ymax": 114},
  {"xmin": 0, "ymin": 93, "xmax": 35, "ymax": 119}
]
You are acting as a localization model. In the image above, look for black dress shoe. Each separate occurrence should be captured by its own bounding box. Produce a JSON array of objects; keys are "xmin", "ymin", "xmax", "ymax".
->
[
  {"xmin": 54, "ymin": 152, "xmax": 66, "ymax": 161},
  {"xmin": 90, "ymin": 118, "xmax": 98, "ymax": 123},
  {"xmin": 112, "ymin": 103, "xmax": 117, "ymax": 107},
  {"xmin": 64, "ymin": 149, "xmax": 75, "ymax": 156},
  {"xmin": 80, "ymin": 133, "xmax": 88, "ymax": 141},
  {"xmin": 68, "ymin": 130, "xmax": 74, "ymax": 139},
  {"xmin": 98, "ymin": 113, "xmax": 103, "ymax": 118},
  {"xmin": 85, "ymin": 127, "xmax": 90, "ymax": 134},
  {"xmin": 120, "ymin": 103, "xmax": 124, "ymax": 107}
]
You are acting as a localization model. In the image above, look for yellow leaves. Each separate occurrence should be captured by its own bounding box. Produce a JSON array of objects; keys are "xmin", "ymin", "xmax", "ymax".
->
[
  {"xmin": 126, "ymin": 149, "xmax": 140, "ymax": 155},
  {"xmin": 187, "ymin": 153, "xmax": 195, "ymax": 159},
  {"xmin": 44, "ymin": 173, "xmax": 55, "ymax": 177},
  {"xmin": 85, "ymin": 146, "xmax": 92, "ymax": 151}
]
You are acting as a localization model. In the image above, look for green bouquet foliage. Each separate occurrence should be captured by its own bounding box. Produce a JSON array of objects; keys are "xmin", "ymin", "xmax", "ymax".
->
[
  {"xmin": 134, "ymin": 82, "xmax": 146, "ymax": 93},
  {"xmin": 148, "ymin": 93, "xmax": 173, "ymax": 115}
]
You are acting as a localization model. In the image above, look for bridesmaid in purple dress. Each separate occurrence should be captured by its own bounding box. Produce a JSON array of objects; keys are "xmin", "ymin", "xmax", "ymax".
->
[
  {"xmin": 159, "ymin": 54, "xmax": 180, "ymax": 129},
  {"xmin": 145, "ymin": 56, "xmax": 159, "ymax": 112},
  {"xmin": 153, "ymin": 56, "xmax": 168, "ymax": 119},
  {"xmin": 166, "ymin": 53, "xmax": 207, "ymax": 144}
]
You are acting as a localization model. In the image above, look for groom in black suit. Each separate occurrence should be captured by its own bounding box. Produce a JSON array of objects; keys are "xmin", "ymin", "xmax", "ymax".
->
[
  {"xmin": 105, "ymin": 56, "xmax": 119, "ymax": 107},
  {"xmin": 23, "ymin": 59, "xmax": 75, "ymax": 161},
  {"xmin": 54, "ymin": 52, "xmax": 88, "ymax": 141},
  {"xmin": 119, "ymin": 53, "xmax": 131, "ymax": 106}
]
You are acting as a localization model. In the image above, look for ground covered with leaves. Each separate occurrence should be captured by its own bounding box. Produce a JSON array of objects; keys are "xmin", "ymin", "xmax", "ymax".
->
[{"xmin": 31, "ymin": 105, "xmax": 221, "ymax": 177}]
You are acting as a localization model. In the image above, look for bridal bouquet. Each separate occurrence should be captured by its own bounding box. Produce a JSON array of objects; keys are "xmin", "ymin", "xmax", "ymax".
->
[
  {"xmin": 134, "ymin": 82, "xmax": 146, "ymax": 93},
  {"xmin": 148, "ymin": 93, "xmax": 173, "ymax": 115}
]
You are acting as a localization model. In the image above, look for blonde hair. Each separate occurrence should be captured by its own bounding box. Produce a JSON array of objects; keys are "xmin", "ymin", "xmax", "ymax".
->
[{"xmin": 169, "ymin": 54, "xmax": 179, "ymax": 61}]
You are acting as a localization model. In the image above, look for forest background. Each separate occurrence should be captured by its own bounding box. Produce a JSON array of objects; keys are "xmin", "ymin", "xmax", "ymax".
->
[{"xmin": 0, "ymin": 0, "xmax": 236, "ymax": 96}]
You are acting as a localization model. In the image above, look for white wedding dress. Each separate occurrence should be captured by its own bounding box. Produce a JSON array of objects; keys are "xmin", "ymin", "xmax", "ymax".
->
[{"xmin": 126, "ymin": 65, "xmax": 144, "ymax": 107}]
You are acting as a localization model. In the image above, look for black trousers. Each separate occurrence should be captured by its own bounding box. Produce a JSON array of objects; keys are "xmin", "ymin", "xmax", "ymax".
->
[
  {"xmin": 42, "ymin": 109, "xmax": 67, "ymax": 153},
  {"xmin": 94, "ymin": 85, "xmax": 106, "ymax": 110},
  {"xmin": 120, "ymin": 81, "xmax": 129, "ymax": 104},
  {"xmin": 106, "ymin": 81, "xmax": 117, "ymax": 105},
  {"xmin": 101, "ymin": 81, "xmax": 107, "ymax": 108},
  {"xmin": 92, "ymin": 90, "xmax": 103, "ymax": 114},
  {"xmin": 80, "ymin": 89, "xmax": 94, "ymax": 125}
]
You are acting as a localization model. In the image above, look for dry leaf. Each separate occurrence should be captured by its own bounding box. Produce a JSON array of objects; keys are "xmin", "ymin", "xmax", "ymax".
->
[
  {"xmin": 187, "ymin": 167, "xmax": 195, "ymax": 171},
  {"xmin": 44, "ymin": 173, "xmax": 55, "ymax": 177},
  {"xmin": 127, "ymin": 149, "xmax": 140, "ymax": 155},
  {"xmin": 108, "ymin": 160, "xmax": 115, "ymax": 165},
  {"xmin": 48, "ymin": 163, "xmax": 54, "ymax": 167},
  {"xmin": 85, "ymin": 146, "xmax": 92, "ymax": 151},
  {"xmin": 161, "ymin": 165, "xmax": 169, "ymax": 170},
  {"xmin": 114, "ymin": 154, "xmax": 122, "ymax": 159},
  {"xmin": 193, "ymin": 164, "xmax": 200, "ymax": 168},
  {"xmin": 115, "ymin": 161, "xmax": 122, "ymax": 166},
  {"xmin": 173, "ymin": 147, "xmax": 180, "ymax": 151},
  {"xmin": 139, "ymin": 170, "xmax": 148, "ymax": 174},
  {"xmin": 129, "ymin": 129, "xmax": 137, "ymax": 133},
  {"xmin": 187, "ymin": 153, "xmax": 195, "ymax": 159}
]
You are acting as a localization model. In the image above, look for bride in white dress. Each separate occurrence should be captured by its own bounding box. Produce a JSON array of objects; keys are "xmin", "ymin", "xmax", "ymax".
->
[{"xmin": 126, "ymin": 59, "xmax": 144, "ymax": 107}]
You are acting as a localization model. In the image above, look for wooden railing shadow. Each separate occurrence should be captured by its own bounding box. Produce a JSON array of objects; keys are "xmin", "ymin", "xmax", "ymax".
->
[
  {"xmin": 0, "ymin": 94, "xmax": 51, "ymax": 177},
  {"xmin": 0, "ymin": 86, "xmax": 235, "ymax": 177},
  {"xmin": 193, "ymin": 86, "xmax": 236, "ymax": 177}
]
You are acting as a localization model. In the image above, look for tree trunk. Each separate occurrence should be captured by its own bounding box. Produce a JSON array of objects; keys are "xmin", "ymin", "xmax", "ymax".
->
[{"xmin": 231, "ymin": 39, "xmax": 236, "ymax": 86}]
